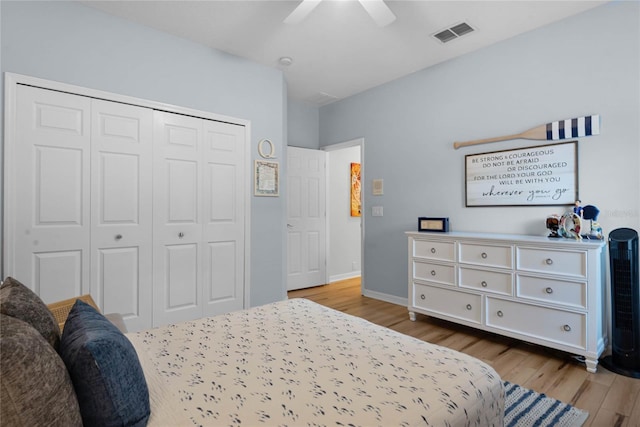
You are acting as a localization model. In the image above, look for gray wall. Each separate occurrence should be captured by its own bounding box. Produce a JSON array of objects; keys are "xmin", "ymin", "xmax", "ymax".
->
[
  {"xmin": 319, "ymin": 2, "xmax": 640, "ymax": 300},
  {"xmin": 1, "ymin": 1, "xmax": 287, "ymax": 306},
  {"xmin": 287, "ymin": 99, "xmax": 320, "ymax": 149}
]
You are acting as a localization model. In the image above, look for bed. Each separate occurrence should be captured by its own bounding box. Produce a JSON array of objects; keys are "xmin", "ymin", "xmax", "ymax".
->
[
  {"xmin": 1, "ymin": 277, "xmax": 504, "ymax": 426},
  {"xmin": 130, "ymin": 298, "xmax": 504, "ymax": 426}
]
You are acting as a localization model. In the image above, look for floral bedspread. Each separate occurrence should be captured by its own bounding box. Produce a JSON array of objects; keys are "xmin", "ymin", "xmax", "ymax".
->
[{"xmin": 128, "ymin": 298, "xmax": 504, "ymax": 426}]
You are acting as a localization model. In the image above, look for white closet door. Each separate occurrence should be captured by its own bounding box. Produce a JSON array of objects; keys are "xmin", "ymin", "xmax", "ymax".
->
[
  {"xmin": 13, "ymin": 85, "xmax": 91, "ymax": 302},
  {"xmin": 153, "ymin": 111, "xmax": 204, "ymax": 327},
  {"xmin": 202, "ymin": 120, "xmax": 245, "ymax": 316},
  {"xmin": 90, "ymin": 99, "xmax": 153, "ymax": 331}
]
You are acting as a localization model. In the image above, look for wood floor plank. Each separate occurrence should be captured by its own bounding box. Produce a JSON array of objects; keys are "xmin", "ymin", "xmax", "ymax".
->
[
  {"xmin": 601, "ymin": 375, "xmax": 640, "ymax": 416},
  {"xmin": 288, "ymin": 278, "xmax": 640, "ymax": 425},
  {"xmin": 624, "ymin": 392, "xmax": 640, "ymax": 427}
]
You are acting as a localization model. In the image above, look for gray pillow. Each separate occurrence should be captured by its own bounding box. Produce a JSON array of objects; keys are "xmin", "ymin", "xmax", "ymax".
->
[
  {"xmin": 0, "ymin": 276, "xmax": 61, "ymax": 350},
  {"xmin": 60, "ymin": 299, "xmax": 150, "ymax": 427},
  {"xmin": 0, "ymin": 313, "xmax": 83, "ymax": 426}
]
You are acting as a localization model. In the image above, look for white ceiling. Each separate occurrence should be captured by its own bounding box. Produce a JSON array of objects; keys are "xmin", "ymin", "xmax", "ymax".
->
[{"xmin": 82, "ymin": 0, "xmax": 608, "ymax": 106}]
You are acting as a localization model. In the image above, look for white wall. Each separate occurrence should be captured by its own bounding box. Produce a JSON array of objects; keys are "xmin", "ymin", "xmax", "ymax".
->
[
  {"xmin": 0, "ymin": 0, "xmax": 287, "ymax": 306},
  {"xmin": 328, "ymin": 145, "xmax": 361, "ymax": 282},
  {"xmin": 319, "ymin": 2, "xmax": 640, "ymax": 301}
]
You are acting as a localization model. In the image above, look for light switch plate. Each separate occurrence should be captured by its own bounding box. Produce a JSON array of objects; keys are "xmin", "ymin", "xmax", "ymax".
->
[
  {"xmin": 372, "ymin": 206, "xmax": 383, "ymax": 217},
  {"xmin": 372, "ymin": 179, "xmax": 383, "ymax": 195}
]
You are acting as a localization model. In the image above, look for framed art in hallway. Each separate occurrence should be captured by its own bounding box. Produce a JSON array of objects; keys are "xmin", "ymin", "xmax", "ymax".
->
[{"xmin": 350, "ymin": 162, "xmax": 361, "ymax": 216}]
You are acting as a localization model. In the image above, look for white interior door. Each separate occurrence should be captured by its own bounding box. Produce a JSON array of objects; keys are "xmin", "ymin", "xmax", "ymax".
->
[
  {"xmin": 287, "ymin": 147, "xmax": 327, "ymax": 290},
  {"xmin": 12, "ymin": 85, "xmax": 91, "ymax": 302},
  {"xmin": 153, "ymin": 111, "xmax": 204, "ymax": 327},
  {"xmin": 202, "ymin": 120, "xmax": 245, "ymax": 316},
  {"xmin": 90, "ymin": 99, "xmax": 153, "ymax": 331}
]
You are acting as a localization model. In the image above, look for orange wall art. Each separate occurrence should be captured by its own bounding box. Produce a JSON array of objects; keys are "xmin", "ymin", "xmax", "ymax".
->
[{"xmin": 350, "ymin": 162, "xmax": 361, "ymax": 217}]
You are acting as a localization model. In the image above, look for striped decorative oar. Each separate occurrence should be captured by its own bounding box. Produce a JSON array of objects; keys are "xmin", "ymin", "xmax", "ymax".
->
[{"xmin": 453, "ymin": 115, "xmax": 600, "ymax": 149}]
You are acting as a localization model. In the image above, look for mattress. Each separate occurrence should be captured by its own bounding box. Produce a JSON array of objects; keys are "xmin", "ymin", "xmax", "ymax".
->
[{"xmin": 128, "ymin": 298, "xmax": 504, "ymax": 426}]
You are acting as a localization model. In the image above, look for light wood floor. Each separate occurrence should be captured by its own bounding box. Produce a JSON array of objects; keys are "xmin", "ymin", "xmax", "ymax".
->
[{"xmin": 288, "ymin": 278, "xmax": 640, "ymax": 427}]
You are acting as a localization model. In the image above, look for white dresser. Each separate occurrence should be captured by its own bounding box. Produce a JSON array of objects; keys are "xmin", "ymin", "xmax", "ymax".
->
[{"xmin": 407, "ymin": 231, "xmax": 607, "ymax": 372}]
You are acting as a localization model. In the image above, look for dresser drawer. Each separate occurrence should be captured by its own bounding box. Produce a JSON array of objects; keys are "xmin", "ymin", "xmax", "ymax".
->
[
  {"xmin": 413, "ymin": 239, "xmax": 455, "ymax": 262},
  {"xmin": 459, "ymin": 243, "xmax": 513, "ymax": 269},
  {"xmin": 516, "ymin": 275, "xmax": 586, "ymax": 309},
  {"xmin": 486, "ymin": 298, "xmax": 586, "ymax": 350},
  {"xmin": 413, "ymin": 284, "xmax": 481, "ymax": 324},
  {"xmin": 413, "ymin": 261, "xmax": 455, "ymax": 285},
  {"xmin": 459, "ymin": 267, "xmax": 513, "ymax": 296},
  {"xmin": 516, "ymin": 247, "xmax": 586, "ymax": 278}
]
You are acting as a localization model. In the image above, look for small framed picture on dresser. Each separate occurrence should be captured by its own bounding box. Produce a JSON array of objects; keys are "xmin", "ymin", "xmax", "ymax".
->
[{"xmin": 418, "ymin": 217, "xmax": 449, "ymax": 232}]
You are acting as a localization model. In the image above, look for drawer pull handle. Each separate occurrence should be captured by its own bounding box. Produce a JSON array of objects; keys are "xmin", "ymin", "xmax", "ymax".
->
[
  {"xmin": 179, "ymin": 232, "xmax": 185, "ymax": 238},
  {"xmin": 563, "ymin": 324, "xmax": 572, "ymax": 332},
  {"xmin": 115, "ymin": 234, "xmax": 123, "ymax": 240},
  {"xmin": 481, "ymin": 281, "xmax": 488, "ymax": 288},
  {"xmin": 466, "ymin": 304, "xmax": 472, "ymax": 310},
  {"xmin": 545, "ymin": 258, "xmax": 554, "ymax": 265},
  {"xmin": 497, "ymin": 310, "xmax": 504, "ymax": 317},
  {"xmin": 431, "ymin": 270, "xmax": 436, "ymax": 276},
  {"xmin": 420, "ymin": 294, "xmax": 426, "ymax": 300},
  {"xmin": 481, "ymin": 252, "xmax": 488, "ymax": 259},
  {"xmin": 431, "ymin": 248, "xmax": 436, "ymax": 254},
  {"xmin": 545, "ymin": 287, "xmax": 554, "ymax": 294}
]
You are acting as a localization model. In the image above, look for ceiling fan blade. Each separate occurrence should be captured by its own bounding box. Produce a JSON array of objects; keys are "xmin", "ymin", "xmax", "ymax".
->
[
  {"xmin": 284, "ymin": 0, "xmax": 322, "ymax": 24},
  {"xmin": 358, "ymin": 0, "xmax": 396, "ymax": 27}
]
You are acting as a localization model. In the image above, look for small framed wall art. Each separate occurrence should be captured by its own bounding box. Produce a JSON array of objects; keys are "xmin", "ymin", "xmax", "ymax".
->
[{"xmin": 255, "ymin": 160, "xmax": 279, "ymax": 196}]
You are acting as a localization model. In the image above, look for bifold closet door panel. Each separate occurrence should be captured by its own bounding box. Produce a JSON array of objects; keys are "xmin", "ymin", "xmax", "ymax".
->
[
  {"xmin": 153, "ymin": 111, "xmax": 204, "ymax": 327},
  {"xmin": 13, "ymin": 85, "xmax": 92, "ymax": 302},
  {"xmin": 90, "ymin": 99, "xmax": 153, "ymax": 331},
  {"xmin": 202, "ymin": 120, "xmax": 245, "ymax": 316}
]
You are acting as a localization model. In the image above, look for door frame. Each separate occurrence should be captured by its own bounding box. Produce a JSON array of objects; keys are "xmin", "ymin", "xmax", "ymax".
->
[
  {"xmin": 2, "ymin": 72, "xmax": 252, "ymax": 308},
  {"xmin": 323, "ymin": 138, "xmax": 365, "ymax": 294}
]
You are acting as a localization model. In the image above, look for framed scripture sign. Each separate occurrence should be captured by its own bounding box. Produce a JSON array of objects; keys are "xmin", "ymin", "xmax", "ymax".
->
[
  {"xmin": 465, "ymin": 141, "xmax": 578, "ymax": 207},
  {"xmin": 255, "ymin": 160, "xmax": 279, "ymax": 196}
]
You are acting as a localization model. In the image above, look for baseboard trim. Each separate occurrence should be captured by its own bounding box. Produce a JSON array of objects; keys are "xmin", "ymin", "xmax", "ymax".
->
[
  {"xmin": 329, "ymin": 272, "xmax": 361, "ymax": 283},
  {"xmin": 362, "ymin": 289, "xmax": 407, "ymax": 307}
]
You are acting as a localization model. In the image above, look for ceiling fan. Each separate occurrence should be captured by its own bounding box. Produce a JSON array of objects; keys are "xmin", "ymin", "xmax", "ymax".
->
[{"xmin": 284, "ymin": 0, "xmax": 396, "ymax": 27}]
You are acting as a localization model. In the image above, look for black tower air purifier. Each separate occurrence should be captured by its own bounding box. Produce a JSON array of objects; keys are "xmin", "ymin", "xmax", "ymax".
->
[{"xmin": 600, "ymin": 228, "xmax": 640, "ymax": 378}]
